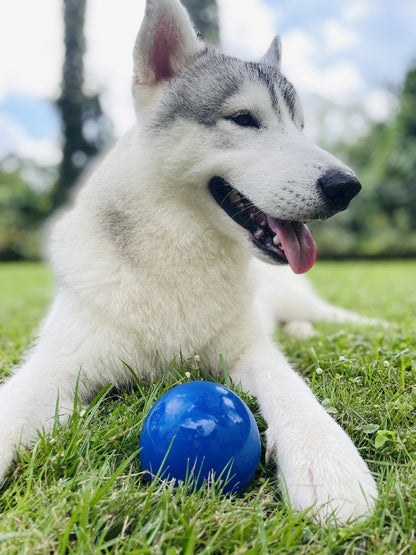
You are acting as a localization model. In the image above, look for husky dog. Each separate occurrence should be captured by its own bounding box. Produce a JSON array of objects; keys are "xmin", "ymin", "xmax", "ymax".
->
[{"xmin": 0, "ymin": 0, "xmax": 378, "ymax": 524}]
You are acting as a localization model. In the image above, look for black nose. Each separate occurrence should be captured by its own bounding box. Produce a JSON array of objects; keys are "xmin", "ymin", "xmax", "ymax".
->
[{"xmin": 318, "ymin": 169, "xmax": 361, "ymax": 212}]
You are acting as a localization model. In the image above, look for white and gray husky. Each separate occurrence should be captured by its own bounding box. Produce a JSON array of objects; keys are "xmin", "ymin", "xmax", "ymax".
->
[{"xmin": 0, "ymin": 0, "xmax": 378, "ymax": 524}]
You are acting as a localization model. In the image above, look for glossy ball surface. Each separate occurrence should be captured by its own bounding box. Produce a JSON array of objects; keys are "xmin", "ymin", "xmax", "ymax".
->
[{"xmin": 139, "ymin": 381, "xmax": 261, "ymax": 493}]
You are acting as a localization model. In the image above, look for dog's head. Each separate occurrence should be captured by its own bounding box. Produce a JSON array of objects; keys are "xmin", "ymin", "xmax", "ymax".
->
[{"xmin": 132, "ymin": 0, "xmax": 361, "ymax": 274}]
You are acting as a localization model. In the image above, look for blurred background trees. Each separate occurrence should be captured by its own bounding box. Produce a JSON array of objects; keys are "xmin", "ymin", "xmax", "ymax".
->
[
  {"xmin": 0, "ymin": 0, "xmax": 415, "ymax": 261},
  {"xmin": 0, "ymin": 162, "xmax": 54, "ymax": 260},
  {"xmin": 310, "ymin": 63, "xmax": 416, "ymax": 258}
]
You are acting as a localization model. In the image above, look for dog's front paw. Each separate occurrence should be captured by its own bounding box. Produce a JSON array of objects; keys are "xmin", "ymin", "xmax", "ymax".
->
[{"xmin": 266, "ymin": 427, "xmax": 378, "ymax": 525}]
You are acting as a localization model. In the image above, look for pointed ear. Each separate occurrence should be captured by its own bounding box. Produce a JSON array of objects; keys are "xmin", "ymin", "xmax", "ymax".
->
[
  {"xmin": 133, "ymin": 0, "xmax": 203, "ymax": 86},
  {"xmin": 260, "ymin": 36, "xmax": 282, "ymax": 69}
]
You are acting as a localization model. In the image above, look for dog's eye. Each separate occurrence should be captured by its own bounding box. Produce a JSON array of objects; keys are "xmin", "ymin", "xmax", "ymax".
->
[{"xmin": 224, "ymin": 111, "xmax": 260, "ymax": 129}]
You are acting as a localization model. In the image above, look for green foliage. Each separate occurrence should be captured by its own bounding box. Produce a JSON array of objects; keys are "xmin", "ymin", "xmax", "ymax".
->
[
  {"xmin": 313, "ymin": 61, "xmax": 416, "ymax": 258},
  {"xmin": 0, "ymin": 165, "xmax": 54, "ymax": 260},
  {"xmin": 0, "ymin": 260, "xmax": 416, "ymax": 552}
]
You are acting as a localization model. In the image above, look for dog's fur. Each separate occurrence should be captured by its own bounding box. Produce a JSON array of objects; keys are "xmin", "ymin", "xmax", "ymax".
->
[{"xmin": 0, "ymin": 0, "xmax": 378, "ymax": 524}]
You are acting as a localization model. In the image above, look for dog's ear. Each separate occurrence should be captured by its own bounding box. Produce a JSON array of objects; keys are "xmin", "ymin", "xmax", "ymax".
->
[
  {"xmin": 133, "ymin": 0, "xmax": 202, "ymax": 86},
  {"xmin": 261, "ymin": 36, "xmax": 282, "ymax": 69}
]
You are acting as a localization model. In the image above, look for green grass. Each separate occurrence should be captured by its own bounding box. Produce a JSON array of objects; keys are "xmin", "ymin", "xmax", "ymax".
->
[
  {"xmin": 0, "ymin": 263, "xmax": 54, "ymax": 377},
  {"xmin": 0, "ymin": 260, "xmax": 415, "ymax": 554}
]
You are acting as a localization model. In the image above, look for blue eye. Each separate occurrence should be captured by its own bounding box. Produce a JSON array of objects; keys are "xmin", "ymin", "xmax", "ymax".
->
[{"xmin": 224, "ymin": 111, "xmax": 260, "ymax": 129}]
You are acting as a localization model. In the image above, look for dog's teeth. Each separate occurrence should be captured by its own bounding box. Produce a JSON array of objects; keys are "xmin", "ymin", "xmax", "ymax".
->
[
  {"xmin": 254, "ymin": 229, "xmax": 265, "ymax": 240},
  {"xmin": 273, "ymin": 235, "xmax": 281, "ymax": 246}
]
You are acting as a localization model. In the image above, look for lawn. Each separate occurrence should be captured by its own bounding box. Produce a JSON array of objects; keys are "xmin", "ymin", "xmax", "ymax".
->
[{"xmin": 0, "ymin": 260, "xmax": 415, "ymax": 554}]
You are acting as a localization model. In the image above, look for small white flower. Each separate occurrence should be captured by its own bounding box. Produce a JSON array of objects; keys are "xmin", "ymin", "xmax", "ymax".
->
[
  {"xmin": 339, "ymin": 356, "xmax": 346, "ymax": 362},
  {"xmin": 316, "ymin": 367, "xmax": 323, "ymax": 375},
  {"xmin": 185, "ymin": 371, "xmax": 191, "ymax": 379}
]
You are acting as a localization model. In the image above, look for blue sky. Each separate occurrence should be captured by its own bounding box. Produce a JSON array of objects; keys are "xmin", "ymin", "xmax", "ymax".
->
[
  {"xmin": 269, "ymin": 0, "xmax": 416, "ymax": 84},
  {"xmin": 0, "ymin": 0, "xmax": 415, "ymax": 165},
  {"xmin": 0, "ymin": 94, "xmax": 59, "ymax": 140}
]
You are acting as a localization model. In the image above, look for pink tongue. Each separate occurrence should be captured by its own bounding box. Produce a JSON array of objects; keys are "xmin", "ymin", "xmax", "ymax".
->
[{"xmin": 267, "ymin": 217, "xmax": 316, "ymax": 274}]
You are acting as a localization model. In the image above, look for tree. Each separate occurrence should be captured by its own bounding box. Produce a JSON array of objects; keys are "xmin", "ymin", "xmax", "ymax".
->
[
  {"xmin": 182, "ymin": 0, "xmax": 219, "ymax": 45},
  {"xmin": 54, "ymin": 0, "xmax": 111, "ymax": 208}
]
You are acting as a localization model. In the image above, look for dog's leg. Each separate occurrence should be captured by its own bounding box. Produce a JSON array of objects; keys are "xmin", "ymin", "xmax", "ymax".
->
[
  {"xmin": 229, "ymin": 337, "xmax": 378, "ymax": 525},
  {"xmin": 253, "ymin": 260, "xmax": 377, "ymax": 338},
  {"xmin": 0, "ymin": 352, "xmax": 76, "ymax": 483},
  {"xmin": 0, "ymin": 293, "xmax": 126, "ymax": 483}
]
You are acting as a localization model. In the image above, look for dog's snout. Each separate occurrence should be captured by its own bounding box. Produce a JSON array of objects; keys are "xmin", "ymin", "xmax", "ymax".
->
[{"xmin": 318, "ymin": 169, "xmax": 361, "ymax": 212}]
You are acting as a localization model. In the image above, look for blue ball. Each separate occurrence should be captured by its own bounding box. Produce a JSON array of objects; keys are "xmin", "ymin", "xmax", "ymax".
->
[{"xmin": 139, "ymin": 381, "xmax": 261, "ymax": 493}]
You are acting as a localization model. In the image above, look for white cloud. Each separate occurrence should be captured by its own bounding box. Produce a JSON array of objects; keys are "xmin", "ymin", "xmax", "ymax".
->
[
  {"xmin": 322, "ymin": 19, "xmax": 359, "ymax": 51},
  {"xmin": 0, "ymin": 114, "xmax": 61, "ymax": 166},
  {"xmin": 84, "ymin": 0, "xmax": 145, "ymax": 135},
  {"xmin": 0, "ymin": 0, "xmax": 63, "ymax": 101},
  {"xmin": 280, "ymin": 28, "xmax": 318, "ymax": 76},
  {"xmin": 363, "ymin": 89, "xmax": 396, "ymax": 122},
  {"xmin": 278, "ymin": 27, "xmax": 369, "ymax": 142},
  {"xmin": 315, "ymin": 62, "xmax": 364, "ymax": 102},
  {"xmin": 341, "ymin": 3, "xmax": 371, "ymax": 23},
  {"xmin": 217, "ymin": 0, "xmax": 279, "ymax": 59},
  {"xmin": 281, "ymin": 29, "xmax": 364, "ymax": 104}
]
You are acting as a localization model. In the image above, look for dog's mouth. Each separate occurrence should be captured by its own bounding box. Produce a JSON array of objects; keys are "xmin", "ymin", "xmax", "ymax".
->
[{"xmin": 209, "ymin": 177, "xmax": 316, "ymax": 274}]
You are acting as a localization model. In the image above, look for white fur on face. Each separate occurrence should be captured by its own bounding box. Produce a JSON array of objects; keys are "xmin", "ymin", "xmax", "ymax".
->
[{"xmin": 157, "ymin": 79, "xmax": 353, "ymax": 223}]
